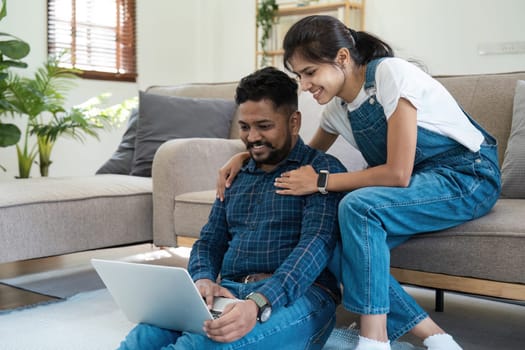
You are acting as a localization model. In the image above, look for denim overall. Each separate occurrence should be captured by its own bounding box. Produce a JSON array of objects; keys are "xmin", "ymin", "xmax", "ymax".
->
[{"xmin": 334, "ymin": 58, "xmax": 501, "ymax": 340}]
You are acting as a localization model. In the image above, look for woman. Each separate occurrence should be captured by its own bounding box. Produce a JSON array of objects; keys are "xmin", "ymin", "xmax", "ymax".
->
[{"xmin": 217, "ymin": 15, "xmax": 500, "ymax": 350}]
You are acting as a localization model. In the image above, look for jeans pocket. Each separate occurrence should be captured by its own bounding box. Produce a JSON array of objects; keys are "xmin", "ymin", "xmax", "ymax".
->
[{"xmin": 305, "ymin": 313, "xmax": 336, "ymax": 349}]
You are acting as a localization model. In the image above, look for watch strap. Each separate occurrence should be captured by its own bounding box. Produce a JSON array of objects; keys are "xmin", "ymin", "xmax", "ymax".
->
[{"xmin": 246, "ymin": 292, "xmax": 271, "ymax": 322}]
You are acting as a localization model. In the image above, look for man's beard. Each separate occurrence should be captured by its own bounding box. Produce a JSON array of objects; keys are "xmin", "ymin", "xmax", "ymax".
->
[{"xmin": 247, "ymin": 135, "xmax": 292, "ymax": 167}]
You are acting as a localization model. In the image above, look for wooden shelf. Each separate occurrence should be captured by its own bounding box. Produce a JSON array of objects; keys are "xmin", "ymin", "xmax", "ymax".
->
[
  {"xmin": 277, "ymin": 1, "xmax": 363, "ymax": 16},
  {"xmin": 255, "ymin": 0, "xmax": 366, "ymax": 68}
]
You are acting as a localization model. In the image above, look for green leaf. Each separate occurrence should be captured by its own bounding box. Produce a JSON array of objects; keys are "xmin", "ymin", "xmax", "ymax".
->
[
  {"xmin": 0, "ymin": 1, "xmax": 7, "ymax": 22},
  {"xmin": 0, "ymin": 98, "xmax": 12, "ymax": 110},
  {"xmin": 16, "ymin": 142, "xmax": 38, "ymax": 178},
  {"xmin": 0, "ymin": 122, "xmax": 21, "ymax": 147},
  {"xmin": 0, "ymin": 60, "xmax": 28, "ymax": 69},
  {"xmin": 0, "ymin": 39, "xmax": 30, "ymax": 59}
]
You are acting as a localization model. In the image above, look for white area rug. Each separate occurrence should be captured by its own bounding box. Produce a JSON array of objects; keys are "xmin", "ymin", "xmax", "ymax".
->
[
  {"xmin": 0, "ymin": 289, "xmax": 134, "ymax": 350},
  {"xmin": 0, "ymin": 288, "xmax": 422, "ymax": 350}
]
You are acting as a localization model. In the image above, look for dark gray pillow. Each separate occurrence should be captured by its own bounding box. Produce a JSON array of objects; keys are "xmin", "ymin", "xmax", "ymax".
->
[
  {"xmin": 501, "ymin": 80, "xmax": 525, "ymax": 198},
  {"xmin": 96, "ymin": 108, "xmax": 139, "ymax": 175},
  {"xmin": 131, "ymin": 91, "xmax": 236, "ymax": 177}
]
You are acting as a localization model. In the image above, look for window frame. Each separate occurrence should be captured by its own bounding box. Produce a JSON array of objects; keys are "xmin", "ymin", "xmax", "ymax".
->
[{"xmin": 47, "ymin": 0, "xmax": 137, "ymax": 82}]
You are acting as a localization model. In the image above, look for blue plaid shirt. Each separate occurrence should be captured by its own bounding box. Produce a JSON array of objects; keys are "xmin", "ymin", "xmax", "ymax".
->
[{"xmin": 188, "ymin": 138, "xmax": 346, "ymax": 310}]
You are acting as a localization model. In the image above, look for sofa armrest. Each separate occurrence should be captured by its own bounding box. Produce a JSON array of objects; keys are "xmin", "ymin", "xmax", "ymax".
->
[{"xmin": 151, "ymin": 137, "xmax": 245, "ymax": 246}]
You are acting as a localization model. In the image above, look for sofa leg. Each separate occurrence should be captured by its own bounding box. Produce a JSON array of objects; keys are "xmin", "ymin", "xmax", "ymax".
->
[{"xmin": 435, "ymin": 289, "xmax": 444, "ymax": 312}]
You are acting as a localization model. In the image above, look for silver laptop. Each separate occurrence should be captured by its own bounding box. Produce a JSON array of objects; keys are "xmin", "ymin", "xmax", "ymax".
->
[{"xmin": 91, "ymin": 258, "xmax": 238, "ymax": 335}]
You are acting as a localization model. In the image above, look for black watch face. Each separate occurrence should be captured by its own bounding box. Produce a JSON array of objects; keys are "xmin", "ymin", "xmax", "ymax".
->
[{"xmin": 317, "ymin": 172, "xmax": 328, "ymax": 187}]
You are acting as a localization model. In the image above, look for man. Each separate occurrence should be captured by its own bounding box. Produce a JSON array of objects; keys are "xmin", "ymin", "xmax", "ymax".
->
[{"xmin": 119, "ymin": 67, "xmax": 346, "ymax": 349}]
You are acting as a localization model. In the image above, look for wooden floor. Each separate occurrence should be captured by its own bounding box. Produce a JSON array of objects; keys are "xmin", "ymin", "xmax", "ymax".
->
[{"xmin": 0, "ymin": 244, "xmax": 161, "ymax": 311}]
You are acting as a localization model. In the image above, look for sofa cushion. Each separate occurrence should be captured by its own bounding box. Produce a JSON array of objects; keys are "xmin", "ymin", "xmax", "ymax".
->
[
  {"xmin": 96, "ymin": 108, "xmax": 139, "ymax": 175},
  {"xmin": 390, "ymin": 199, "xmax": 525, "ymax": 284},
  {"xmin": 174, "ymin": 190, "xmax": 216, "ymax": 239},
  {"xmin": 146, "ymin": 82, "xmax": 240, "ymax": 139},
  {"xmin": 501, "ymin": 80, "xmax": 525, "ymax": 198},
  {"xmin": 0, "ymin": 175, "xmax": 153, "ymax": 263},
  {"xmin": 131, "ymin": 92, "xmax": 237, "ymax": 177},
  {"xmin": 0, "ymin": 175, "xmax": 152, "ymax": 207}
]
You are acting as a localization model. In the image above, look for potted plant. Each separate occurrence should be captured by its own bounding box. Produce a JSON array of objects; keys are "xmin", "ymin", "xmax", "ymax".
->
[
  {"xmin": 5, "ymin": 55, "xmax": 121, "ymax": 178},
  {"xmin": 0, "ymin": 0, "xmax": 30, "ymax": 171},
  {"xmin": 256, "ymin": 0, "xmax": 278, "ymax": 67}
]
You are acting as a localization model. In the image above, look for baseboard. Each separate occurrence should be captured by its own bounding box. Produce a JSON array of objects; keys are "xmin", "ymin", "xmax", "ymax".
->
[
  {"xmin": 177, "ymin": 236, "xmax": 198, "ymax": 248},
  {"xmin": 391, "ymin": 267, "xmax": 525, "ymax": 301}
]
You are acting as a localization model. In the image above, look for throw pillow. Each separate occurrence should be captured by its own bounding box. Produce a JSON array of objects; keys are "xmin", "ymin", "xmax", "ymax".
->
[
  {"xmin": 96, "ymin": 108, "xmax": 139, "ymax": 175},
  {"xmin": 501, "ymin": 80, "xmax": 525, "ymax": 198},
  {"xmin": 131, "ymin": 91, "xmax": 236, "ymax": 177}
]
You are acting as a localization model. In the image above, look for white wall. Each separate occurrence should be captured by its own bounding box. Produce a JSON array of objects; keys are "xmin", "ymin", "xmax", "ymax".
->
[
  {"xmin": 0, "ymin": 0, "xmax": 524, "ymax": 180},
  {"xmin": 365, "ymin": 0, "xmax": 525, "ymax": 75}
]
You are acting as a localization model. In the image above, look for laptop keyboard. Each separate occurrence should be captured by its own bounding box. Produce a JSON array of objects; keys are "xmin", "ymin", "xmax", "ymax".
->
[{"xmin": 210, "ymin": 310, "xmax": 222, "ymax": 319}]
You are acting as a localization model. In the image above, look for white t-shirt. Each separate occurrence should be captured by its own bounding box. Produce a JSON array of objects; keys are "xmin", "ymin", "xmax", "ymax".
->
[{"xmin": 320, "ymin": 57, "xmax": 484, "ymax": 152}]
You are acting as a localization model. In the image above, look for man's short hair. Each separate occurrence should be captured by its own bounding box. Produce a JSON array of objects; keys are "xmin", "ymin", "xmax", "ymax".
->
[{"xmin": 235, "ymin": 67, "xmax": 298, "ymax": 117}]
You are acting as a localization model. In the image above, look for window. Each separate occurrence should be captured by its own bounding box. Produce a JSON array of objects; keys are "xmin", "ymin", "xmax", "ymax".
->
[{"xmin": 47, "ymin": 0, "xmax": 137, "ymax": 82}]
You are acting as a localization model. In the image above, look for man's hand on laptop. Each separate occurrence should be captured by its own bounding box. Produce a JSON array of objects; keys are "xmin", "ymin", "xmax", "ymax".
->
[
  {"xmin": 203, "ymin": 299, "xmax": 258, "ymax": 343},
  {"xmin": 195, "ymin": 278, "xmax": 257, "ymax": 342},
  {"xmin": 195, "ymin": 279, "xmax": 236, "ymax": 310}
]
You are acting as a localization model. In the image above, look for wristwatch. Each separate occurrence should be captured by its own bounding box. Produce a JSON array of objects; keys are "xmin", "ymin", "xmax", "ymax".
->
[
  {"xmin": 246, "ymin": 292, "xmax": 272, "ymax": 323},
  {"xmin": 317, "ymin": 170, "xmax": 329, "ymax": 194}
]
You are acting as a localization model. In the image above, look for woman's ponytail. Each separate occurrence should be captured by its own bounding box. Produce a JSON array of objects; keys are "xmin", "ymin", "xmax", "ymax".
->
[{"xmin": 351, "ymin": 30, "xmax": 394, "ymax": 65}]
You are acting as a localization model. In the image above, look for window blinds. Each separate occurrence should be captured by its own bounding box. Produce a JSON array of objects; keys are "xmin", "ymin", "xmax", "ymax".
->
[{"xmin": 47, "ymin": 0, "xmax": 137, "ymax": 82}]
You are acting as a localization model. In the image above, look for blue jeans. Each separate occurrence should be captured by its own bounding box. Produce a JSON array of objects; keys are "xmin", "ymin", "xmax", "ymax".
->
[{"xmin": 117, "ymin": 282, "xmax": 336, "ymax": 349}]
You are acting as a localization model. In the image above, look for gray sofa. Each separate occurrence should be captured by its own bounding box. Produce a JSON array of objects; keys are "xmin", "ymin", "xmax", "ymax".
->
[
  {"xmin": 151, "ymin": 72, "xmax": 525, "ymax": 306},
  {"xmin": 2, "ymin": 72, "xmax": 523, "ymax": 309}
]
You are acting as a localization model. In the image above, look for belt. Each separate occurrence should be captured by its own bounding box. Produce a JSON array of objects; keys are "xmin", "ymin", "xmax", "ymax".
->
[
  {"xmin": 234, "ymin": 273, "xmax": 273, "ymax": 283},
  {"xmin": 233, "ymin": 273, "xmax": 340, "ymax": 304}
]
